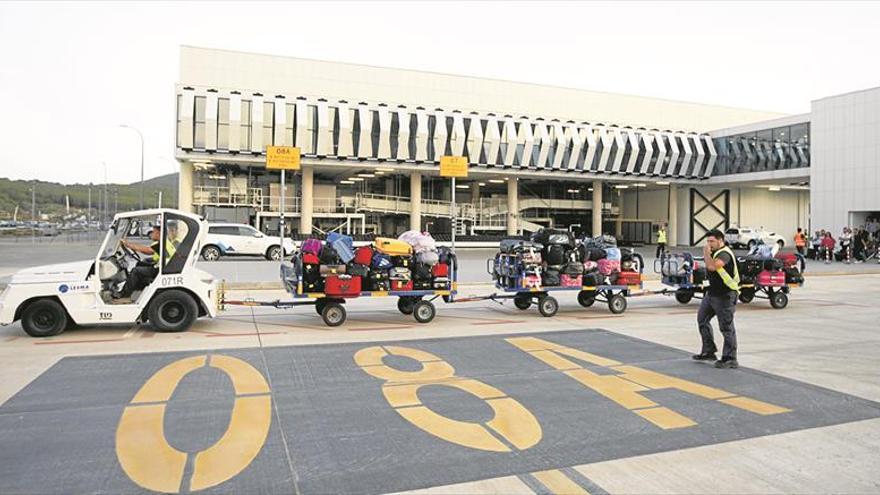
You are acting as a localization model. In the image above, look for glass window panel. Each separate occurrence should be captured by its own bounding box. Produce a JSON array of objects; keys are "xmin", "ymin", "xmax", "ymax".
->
[
  {"xmin": 194, "ymin": 96, "xmax": 206, "ymax": 123},
  {"xmin": 218, "ymin": 99, "xmax": 230, "ymax": 124},
  {"xmin": 194, "ymin": 123, "xmax": 205, "ymax": 149},
  {"xmin": 218, "ymin": 124, "xmax": 229, "ymax": 150}
]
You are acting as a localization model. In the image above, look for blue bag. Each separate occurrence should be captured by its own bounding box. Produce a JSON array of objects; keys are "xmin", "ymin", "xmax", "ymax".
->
[
  {"xmin": 372, "ymin": 252, "xmax": 393, "ymax": 270},
  {"xmin": 327, "ymin": 232, "xmax": 355, "ymax": 263},
  {"xmin": 605, "ymin": 247, "xmax": 622, "ymax": 261}
]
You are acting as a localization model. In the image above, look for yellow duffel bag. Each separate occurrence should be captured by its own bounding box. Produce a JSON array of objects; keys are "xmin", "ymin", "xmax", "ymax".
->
[{"xmin": 373, "ymin": 237, "xmax": 413, "ymax": 256}]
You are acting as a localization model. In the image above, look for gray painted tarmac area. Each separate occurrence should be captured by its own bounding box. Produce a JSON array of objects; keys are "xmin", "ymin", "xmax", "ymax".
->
[{"xmin": 0, "ymin": 329, "xmax": 878, "ymax": 494}]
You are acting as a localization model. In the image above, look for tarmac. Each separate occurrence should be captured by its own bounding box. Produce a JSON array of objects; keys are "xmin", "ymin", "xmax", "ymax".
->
[{"xmin": 0, "ymin": 267, "xmax": 879, "ymax": 494}]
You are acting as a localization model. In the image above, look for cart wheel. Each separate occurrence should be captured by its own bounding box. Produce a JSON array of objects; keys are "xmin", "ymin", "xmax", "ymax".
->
[
  {"xmin": 577, "ymin": 290, "xmax": 596, "ymax": 307},
  {"xmin": 537, "ymin": 296, "xmax": 558, "ymax": 317},
  {"xmin": 514, "ymin": 295, "xmax": 531, "ymax": 310},
  {"xmin": 412, "ymin": 300, "xmax": 436, "ymax": 323},
  {"xmin": 770, "ymin": 291, "xmax": 788, "ymax": 309},
  {"xmin": 321, "ymin": 302, "xmax": 347, "ymax": 327},
  {"xmin": 397, "ymin": 297, "xmax": 415, "ymax": 315},
  {"xmin": 608, "ymin": 294, "xmax": 628, "ymax": 314},
  {"xmin": 675, "ymin": 289, "xmax": 693, "ymax": 304},
  {"xmin": 738, "ymin": 289, "xmax": 754, "ymax": 304},
  {"xmin": 314, "ymin": 299, "xmax": 326, "ymax": 315}
]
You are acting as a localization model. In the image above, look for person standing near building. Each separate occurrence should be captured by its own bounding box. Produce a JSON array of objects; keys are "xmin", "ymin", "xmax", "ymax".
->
[
  {"xmin": 840, "ymin": 227, "xmax": 853, "ymax": 264},
  {"xmin": 692, "ymin": 229, "xmax": 740, "ymax": 369},
  {"xmin": 656, "ymin": 224, "xmax": 668, "ymax": 259},
  {"xmin": 794, "ymin": 228, "xmax": 807, "ymax": 255},
  {"xmin": 821, "ymin": 231, "xmax": 836, "ymax": 264}
]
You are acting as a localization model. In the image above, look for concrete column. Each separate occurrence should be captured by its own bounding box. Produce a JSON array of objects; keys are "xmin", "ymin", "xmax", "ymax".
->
[
  {"xmin": 300, "ymin": 165, "xmax": 314, "ymax": 235},
  {"xmin": 178, "ymin": 161, "xmax": 194, "ymax": 213},
  {"xmin": 668, "ymin": 184, "xmax": 678, "ymax": 247},
  {"xmin": 592, "ymin": 180, "xmax": 602, "ymax": 236},
  {"xmin": 410, "ymin": 172, "xmax": 422, "ymax": 231},
  {"xmin": 507, "ymin": 178, "xmax": 518, "ymax": 235},
  {"xmin": 471, "ymin": 182, "xmax": 481, "ymax": 202},
  {"xmin": 384, "ymin": 177, "xmax": 395, "ymax": 196}
]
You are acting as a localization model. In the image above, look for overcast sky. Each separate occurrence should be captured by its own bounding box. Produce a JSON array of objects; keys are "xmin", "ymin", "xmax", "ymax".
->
[{"xmin": 1, "ymin": 1, "xmax": 878, "ymax": 185}]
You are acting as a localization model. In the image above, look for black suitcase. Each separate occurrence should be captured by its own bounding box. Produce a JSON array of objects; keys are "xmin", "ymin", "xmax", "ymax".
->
[
  {"xmin": 582, "ymin": 271, "xmax": 602, "ymax": 286},
  {"xmin": 542, "ymin": 269, "xmax": 561, "ymax": 286},
  {"xmin": 545, "ymin": 245, "xmax": 565, "ymax": 265},
  {"xmin": 347, "ymin": 263, "xmax": 370, "ymax": 277},
  {"xmin": 563, "ymin": 262, "xmax": 584, "ymax": 276},
  {"xmin": 413, "ymin": 262, "xmax": 432, "ymax": 282},
  {"xmin": 319, "ymin": 245, "xmax": 340, "ymax": 265},
  {"xmin": 391, "ymin": 255, "xmax": 412, "ymax": 268}
]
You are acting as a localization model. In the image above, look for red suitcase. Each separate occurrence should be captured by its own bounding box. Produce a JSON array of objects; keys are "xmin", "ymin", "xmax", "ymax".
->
[
  {"xmin": 616, "ymin": 271, "xmax": 641, "ymax": 285},
  {"xmin": 324, "ymin": 275, "xmax": 362, "ymax": 296},
  {"xmin": 353, "ymin": 246, "xmax": 373, "ymax": 266},
  {"xmin": 757, "ymin": 270, "xmax": 785, "ymax": 286},
  {"xmin": 302, "ymin": 252, "xmax": 320, "ymax": 265},
  {"xmin": 391, "ymin": 280, "xmax": 413, "ymax": 291},
  {"xmin": 775, "ymin": 253, "xmax": 798, "ymax": 268},
  {"xmin": 431, "ymin": 263, "xmax": 449, "ymax": 277}
]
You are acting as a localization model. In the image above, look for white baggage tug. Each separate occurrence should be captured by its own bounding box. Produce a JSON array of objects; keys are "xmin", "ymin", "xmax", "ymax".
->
[{"xmin": 0, "ymin": 209, "xmax": 218, "ymax": 337}]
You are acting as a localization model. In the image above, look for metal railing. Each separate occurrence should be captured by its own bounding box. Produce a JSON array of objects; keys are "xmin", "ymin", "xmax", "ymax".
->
[{"xmin": 193, "ymin": 186, "xmax": 264, "ymax": 207}]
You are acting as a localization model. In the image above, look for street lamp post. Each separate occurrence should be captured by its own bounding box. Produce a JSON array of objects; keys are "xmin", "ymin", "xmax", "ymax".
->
[{"xmin": 119, "ymin": 124, "xmax": 144, "ymax": 210}]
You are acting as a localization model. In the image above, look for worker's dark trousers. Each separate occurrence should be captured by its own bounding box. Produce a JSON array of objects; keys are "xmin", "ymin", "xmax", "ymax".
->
[
  {"xmin": 697, "ymin": 291, "xmax": 738, "ymax": 360},
  {"xmin": 123, "ymin": 266, "xmax": 158, "ymax": 297}
]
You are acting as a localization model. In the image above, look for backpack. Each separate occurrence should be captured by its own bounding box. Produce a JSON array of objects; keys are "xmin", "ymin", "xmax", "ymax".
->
[
  {"xmin": 371, "ymin": 252, "xmax": 393, "ymax": 270},
  {"xmin": 545, "ymin": 245, "xmax": 565, "ymax": 265},
  {"xmin": 319, "ymin": 245, "xmax": 340, "ymax": 265},
  {"xmin": 413, "ymin": 262, "xmax": 432, "ymax": 282}
]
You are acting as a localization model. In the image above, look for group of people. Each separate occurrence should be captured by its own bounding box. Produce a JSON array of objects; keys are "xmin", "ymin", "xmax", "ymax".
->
[{"xmin": 801, "ymin": 222, "xmax": 879, "ymax": 264}]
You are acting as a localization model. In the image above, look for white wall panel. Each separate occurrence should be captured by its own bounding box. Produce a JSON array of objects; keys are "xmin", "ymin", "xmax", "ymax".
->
[
  {"xmin": 701, "ymin": 135, "xmax": 717, "ymax": 178},
  {"xmin": 228, "ymin": 91, "xmax": 241, "ymax": 152},
  {"xmin": 315, "ymin": 99, "xmax": 332, "ymax": 156},
  {"xmin": 648, "ymin": 131, "xmax": 665, "ymax": 175},
  {"xmin": 638, "ymin": 132, "xmax": 654, "ymax": 175},
  {"xmin": 551, "ymin": 120, "xmax": 568, "ymax": 169},
  {"xmin": 179, "ymin": 88, "xmax": 195, "ymax": 149},
  {"xmin": 581, "ymin": 125, "xmax": 597, "ymax": 173},
  {"xmin": 689, "ymin": 134, "xmax": 705, "ymax": 177},
  {"xmin": 377, "ymin": 104, "xmax": 392, "ymax": 160},
  {"xmin": 664, "ymin": 133, "xmax": 680, "ymax": 177},
  {"xmin": 483, "ymin": 114, "xmax": 501, "ymax": 166},
  {"xmin": 610, "ymin": 128, "xmax": 626, "ymax": 173},
  {"xmin": 516, "ymin": 119, "xmax": 534, "ymax": 168},
  {"xmin": 250, "ymin": 94, "xmax": 264, "ymax": 153},
  {"xmin": 566, "ymin": 122, "xmax": 583, "ymax": 171},
  {"xmin": 624, "ymin": 129, "xmax": 640, "ymax": 174},
  {"xmin": 415, "ymin": 107, "xmax": 429, "ymax": 162},
  {"xmin": 502, "ymin": 116, "xmax": 517, "ymax": 166},
  {"xmin": 205, "ymin": 90, "xmax": 218, "ymax": 151},
  {"xmin": 535, "ymin": 120, "xmax": 551, "ymax": 168},
  {"xmin": 357, "ymin": 102, "xmax": 373, "ymax": 159},
  {"xmin": 431, "ymin": 109, "xmax": 448, "ymax": 161},
  {"xmin": 294, "ymin": 97, "xmax": 311, "ymax": 154},
  {"xmin": 335, "ymin": 101, "xmax": 353, "ymax": 157},
  {"xmin": 465, "ymin": 112, "xmax": 483, "ymax": 165},
  {"xmin": 675, "ymin": 133, "xmax": 692, "ymax": 177},
  {"xmin": 596, "ymin": 126, "xmax": 613, "ymax": 173},
  {"xmin": 272, "ymin": 95, "xmax": 288, "ymax": 147},
  {"xmin": 395, "ymin": 105, "xmax": 411, "ymax": 161},
  {"xmin": 450, "ymin": 111, "xmax": 466, "ymax": 157}
]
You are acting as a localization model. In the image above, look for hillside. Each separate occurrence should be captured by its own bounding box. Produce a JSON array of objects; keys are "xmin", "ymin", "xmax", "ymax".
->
[{"xmin": 0, "ymin": 174, "xmax": 179, "ymax": 220}]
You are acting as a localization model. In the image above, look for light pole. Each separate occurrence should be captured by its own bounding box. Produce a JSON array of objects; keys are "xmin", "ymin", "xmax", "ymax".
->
[{"xmin": 119, "ymin": 124, "xmax": 144, "ymax": 210}]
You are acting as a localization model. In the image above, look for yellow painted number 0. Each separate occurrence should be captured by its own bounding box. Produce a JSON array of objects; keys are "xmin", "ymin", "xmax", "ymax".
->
[
  {"xmin": 115, "ymin": 355, "xmax": 272, "ymax": 493},
  {"xmin": 354, "ymin": 345, "xmax": 542, "ymax": 452}
]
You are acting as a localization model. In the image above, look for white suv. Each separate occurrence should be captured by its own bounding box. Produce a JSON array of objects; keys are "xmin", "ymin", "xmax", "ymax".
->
[
  {"xmin": 202, "ymin": 223, "xmax": 295, "ymax": 261},
  {"xmin": 724, "ymin": 226, "xmax": 786, "ymax": 250}
]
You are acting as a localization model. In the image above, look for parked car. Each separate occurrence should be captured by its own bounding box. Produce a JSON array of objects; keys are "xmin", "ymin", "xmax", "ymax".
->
[
  {"xmin": 724, "ymin": 226, "xmax": 786, "ymax": 249},
  {"xmin": 202, "ymin": 223, "xmax": 295, "ymax": 261}
]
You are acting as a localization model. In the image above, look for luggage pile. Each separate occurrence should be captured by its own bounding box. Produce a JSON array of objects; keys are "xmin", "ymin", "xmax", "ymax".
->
[
  {"xmin": 660, "ymin": 253, "xmax": 708, "ymax": 286},
  {"xmin": 297, "ymin": 231, "xmax": 454, "ymax": 296},
  {"xmin": 493, "ymin": 229, "xmax": 640, "ymax": 289},
  {"xmin": 737, "ymin": 254, "xmax": 784, "ymax": 287}
]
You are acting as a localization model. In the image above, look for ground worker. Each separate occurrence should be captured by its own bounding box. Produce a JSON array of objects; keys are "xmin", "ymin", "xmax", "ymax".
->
[
  {"xmin": 794, "ymin": 228, "xmax": 807, "ymax": 255},
  {"xmin": 656, "ymin": 224, "xmax": 668, "ymax": 258},
  {"xmin": 120, "ymin": 224, "xmax": 176, "ymax": 298},
  {"xmin": 693, "ymin": 229, "xmax": 740, "ymax": 369}
]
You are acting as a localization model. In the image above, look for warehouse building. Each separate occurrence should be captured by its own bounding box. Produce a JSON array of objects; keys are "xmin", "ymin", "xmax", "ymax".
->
[{"xmin": 174, "ymin": 46, "xmax": 879, "ymax": 245}]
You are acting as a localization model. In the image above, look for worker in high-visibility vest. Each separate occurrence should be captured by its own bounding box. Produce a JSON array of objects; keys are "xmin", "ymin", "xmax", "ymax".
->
[
  {"xmin": 794, "ymin": 228, "xmax": 807, "ymax": 255},
  {"xmin": 693, "ymin": 229, "xmax": 741, "ymax": 369},
  {"xmin": 120, "ymin": 224, "xmax": 177, "ymax": 298},
  {"xmin": 656, "ymin": 224, "xmax": 668, "ymax": 258}
]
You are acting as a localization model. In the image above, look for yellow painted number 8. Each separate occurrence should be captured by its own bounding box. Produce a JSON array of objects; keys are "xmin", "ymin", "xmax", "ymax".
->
[{"xmin": 354, "ymin": 345, "xmax": 542, "ymax": 452}]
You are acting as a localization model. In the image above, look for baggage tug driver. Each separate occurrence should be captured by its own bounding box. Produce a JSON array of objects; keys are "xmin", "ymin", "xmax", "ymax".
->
[
  {"xmin": 693, "ymin": 229, "xmax": 741, "ymax": 369},
  {"xmin": 120, "ymin": 224, "xmax": 176, "ymax": 298}
]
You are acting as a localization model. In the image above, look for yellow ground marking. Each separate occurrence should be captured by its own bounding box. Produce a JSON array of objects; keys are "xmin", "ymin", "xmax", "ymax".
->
[
  {"xmin": 116, "ymin": 354, "xmax": 272, "ymax": 493},
  {"xmin": 633, "ymin": 406, "xmax": 698, "ymax": 429},
  {"xmin": 355, "ymin": 345, "xmax": 543, "ymax": 453},
  {"xmin": 116, "ymin": 404, "xmax": 187, "ymax": 493},
  {"xmin": 131, "ymin": 355, "xmax": 206, "ymax": 404},
  {"xmin": 531, "ymin": 469, "xmax": 590, "ymax": 495},
  {"xmin": 719, "ymin": 396, "xmax": 792, "ymax": 415},
  {"xmin": 506, "ymin": 336, "xmax": 790, "ymax": 430}
]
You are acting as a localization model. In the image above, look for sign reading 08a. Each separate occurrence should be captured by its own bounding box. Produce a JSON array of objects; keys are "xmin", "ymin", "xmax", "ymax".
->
[
  {"xmin": 440, "ymin": 156, "xmax": 468, "ymax": 178},
  {"xmin": 266, "ymin": 146, "xmax": 301, "ymax": 170},
  {"xmin": 115, "ymin": 355, "xmax": 272, "ymax": 493}
]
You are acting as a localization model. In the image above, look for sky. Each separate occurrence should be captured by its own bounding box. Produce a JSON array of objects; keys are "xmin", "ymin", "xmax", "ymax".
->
[{"xmin": 1, "ymin": 1, "xmax": 878, "ymax": 185}]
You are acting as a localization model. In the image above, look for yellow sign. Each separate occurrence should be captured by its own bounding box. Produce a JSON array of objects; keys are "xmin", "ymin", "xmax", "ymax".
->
[
  {"xmin": 266, "ymin": 146, "xmax": 301, "ymax": 170},
  {"xmin": 439, "ymin": 155, "xmax": 468, "ymax": 178}
]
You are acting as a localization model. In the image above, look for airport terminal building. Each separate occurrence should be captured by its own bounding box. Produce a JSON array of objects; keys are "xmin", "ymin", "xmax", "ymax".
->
[{"xmin": 174, "ymin": 46, "xmax": 879, "ymax": 245}]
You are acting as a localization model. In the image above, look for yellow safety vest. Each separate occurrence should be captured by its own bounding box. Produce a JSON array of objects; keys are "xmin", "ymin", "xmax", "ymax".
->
[
  {"xmin": 657, "ymin": 229, "xmax": 667, "ymax": 244},
  {"xmin": 151, "ymin": 239, "xmax": 177, "ymax": 266},
  {"xmin": 712, "ymin": 245, "xmax": 740, "ymax": 293}
]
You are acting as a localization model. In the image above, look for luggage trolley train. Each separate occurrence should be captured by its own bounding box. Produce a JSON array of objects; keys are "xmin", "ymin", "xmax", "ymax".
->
[
  {"xmin": 277, "ymin": 233, "xmax": 457, "ymax": 326},
  {"xmin": 657, "ymin": 251, "xmax": 805, "ymax": 309},
  {"xmin": 488, "ymin": 231, "xmax": 644, "ymax": 316}
]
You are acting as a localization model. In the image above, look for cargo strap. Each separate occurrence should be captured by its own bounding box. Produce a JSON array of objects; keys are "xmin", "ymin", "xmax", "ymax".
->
[{"xmin": 712, "ymin": 245, "xmax": 740, "ymax": 293}]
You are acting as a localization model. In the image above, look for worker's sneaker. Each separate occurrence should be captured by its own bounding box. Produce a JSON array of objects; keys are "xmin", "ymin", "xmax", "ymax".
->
[
  {"xmin": 692, "ymin": 352, "xmax": 717, "ymax": 361},
  {"xmin": 714, "ymin": 358, "xmax": 739, "ymax": 369}
]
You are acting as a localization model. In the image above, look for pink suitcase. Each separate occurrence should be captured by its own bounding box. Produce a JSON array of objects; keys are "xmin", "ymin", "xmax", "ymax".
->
[
  {"xmin": 757, "ymin": 270, "xmax": 785, "ymax": 286},
  {"xmin": 561, "ymin": 274, "xmax": 582, "ymax": 287},
  {"xmin": 598, "ymin": 259, "xmax": 620, "ymax": 275}
]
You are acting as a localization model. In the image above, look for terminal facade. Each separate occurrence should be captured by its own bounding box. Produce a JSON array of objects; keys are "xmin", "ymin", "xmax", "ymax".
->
[{"xmin": 174, "ymin": 46, "xmax": 879, "ymax": 245}]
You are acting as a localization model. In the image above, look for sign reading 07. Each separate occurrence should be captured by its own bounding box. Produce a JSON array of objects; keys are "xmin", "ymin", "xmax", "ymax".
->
[
  {"xmin": 439, "ymin": 156, "xmax": 468, "ymax": 178},
  {"xmin": 266, "ymin": 146, "xmax": 301, "ymax": 170}
]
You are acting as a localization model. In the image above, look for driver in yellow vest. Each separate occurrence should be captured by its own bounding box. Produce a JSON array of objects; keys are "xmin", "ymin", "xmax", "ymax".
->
[
  {"xmin": 693, "ymin": 229, "xmax": 741, "ymax": 369},
  {"xmin": 119, "ymin": 225, "xmax": 176, "ymax": 298}
]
